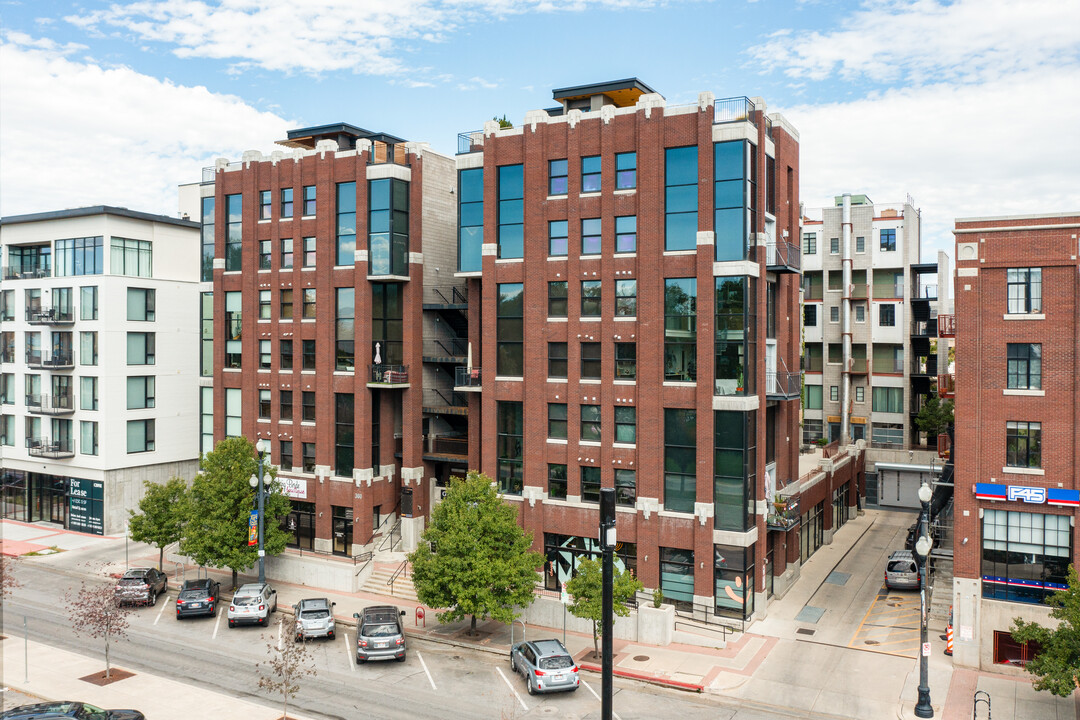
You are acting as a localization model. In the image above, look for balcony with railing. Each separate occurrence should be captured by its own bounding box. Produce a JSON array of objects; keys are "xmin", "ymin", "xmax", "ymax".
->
[
  {"xmin": 457, "ymin": 130, "xmax": 484, "ymax": 155},
  {"xmin": 849, "ymin": 283, "xmax": 869, "ymax": 300},
  {"xmin": 25, "ymin": 350, "xmax": 74, "ymax": 370},
  {"xmin": 2, "ymin": 264, "xmax": 51, "ymax": 280},
  {"xmin": 938, "ymin": 373, "xmax": 955, "ymax": 399},
  {"xmin": 454, "ymin": 366, "xmax": 482, "ymax": 391},
  {"xmin": 937, "ymin": 314, "xmax": 956, "ymax": 338},
  {"xmin": 714, "ymin": 96, "xmax": 757, "ymax": 125},
  {"xmin": 873, "ymin": 282, "xmax": 905, "ymax": 300},
  {"xmin": 911, "ymin": 319, "xmax": 938, "ymax": 338},
  {"xmin": 422, "ymin": 388, "xmax": 468, "ymax": 416},
  {"xmin": 849, "ymin": 357, "xmax": 869, "ymax": 374},
  {"xmin": 26, "ymin": 305, "xmax": 75, "ymax": 326},
  {"xmin": 423, "ymin": 337, "xmax": 467, "ymax": 363},
  {"xmin": 915, "ymin": 284, "xmax": 938, "ymax": 300},
  {"xmin": 368, "ymin": 364, "xmax": 409, "ymax": 388},
  {"xmin": 767, "ymin": 496, "xmax": 801, "ymax": 532},
  {"xmin": 424, "ymin": 435, "xmax": 468, "ymax": 462},
  {"xmin": 25, "ymin": 392, "xmax": 75, "ymax": 415},
  {"xmin": 766, "ymin": 370, "xmax": 801, "ymax": 400},
  {"xmin": 911, "ymin": 355, "xmax": 938, "ymax": 377},
  {"xmin": 26, "ymin": 436, "xmax": 75, "ymax": 459},
  {"xmin": 804, "ymin": 355, "xmax": 823, "ymax": 373},
  {"xmin": 765, "ymin": 240, "xmax": 801, "ymax": 273}
]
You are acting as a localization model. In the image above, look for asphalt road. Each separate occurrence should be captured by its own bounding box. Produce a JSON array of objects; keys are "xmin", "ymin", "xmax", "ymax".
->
[{"xmin": 4, "ymin": 562, "xmax": 849, "ymax": 720}]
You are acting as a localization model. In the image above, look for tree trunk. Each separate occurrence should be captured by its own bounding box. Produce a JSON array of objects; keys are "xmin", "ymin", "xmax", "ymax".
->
[
  {"xmin": 470, "ymin": 614, "xmax": 477, "ymax": 635},
  {"xmin": 105, "ymin": 637, "xmax": 111, "ymax": 679},
  {"xmin": 592, "ymin": 620, "xmax": 599, "ymax": 660},
  {"xmin": 158, "ymin": 546, "xmax": 164, "ymax": 572},
  {"xmin": 283, "ymin": 693, "xmax": 288, "ymax": 720},
  {"xmin": 232, "ymin": 567, "xmax": 238, "ymax": 589}
]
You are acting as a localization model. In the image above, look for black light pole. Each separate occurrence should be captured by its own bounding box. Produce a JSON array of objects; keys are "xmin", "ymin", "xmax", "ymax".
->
[
  {"xmin": 248, "ymin": 438, "xmax": 269, "ymax": 584},
  {"xmin": 914, "ymin": 479, "xmax": 934, "ymax": 718},
  {"xmin": 599, "ymin": 487, "xmax": 616, "ymax": 720}
]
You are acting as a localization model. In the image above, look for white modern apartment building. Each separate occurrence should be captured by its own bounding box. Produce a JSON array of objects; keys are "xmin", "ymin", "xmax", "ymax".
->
[
  {"xmin": 801, "ymin": 194, "xmax": 951, "ymax": 507},
  {"xmin": 0, "ymin": 206, "xmax": 201, "ymax": 535}
]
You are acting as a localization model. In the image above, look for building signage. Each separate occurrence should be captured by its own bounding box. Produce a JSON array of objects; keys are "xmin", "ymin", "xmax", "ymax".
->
[
  {"xmin": 279, "ymin": 476, "xmax": 308, "ymax": 499},
  {"xmin": 974, "ymin": 483, "xmax": 1080, "ymax": 507},
  {"xmin": 68, "ymin": 478, "xmax": 104, "ymax": 535}
]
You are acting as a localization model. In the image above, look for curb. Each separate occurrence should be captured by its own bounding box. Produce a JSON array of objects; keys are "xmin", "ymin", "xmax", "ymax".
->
[{"xmin": 577, "ymin": 662, "xmax": 704, "ymax": 693}]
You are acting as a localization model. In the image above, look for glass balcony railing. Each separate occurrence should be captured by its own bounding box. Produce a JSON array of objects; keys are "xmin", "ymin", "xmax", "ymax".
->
[
  {"xmin": 26, "ymin": 436, "xmax": 74, "ymax": 458},
  {"xmin": 25, "ymin": 392, "xmax": 75, "ymax": 415},
  {"xmin": 457, "ymin": 130, "xmax": 484, "ymax": 155},
  {"xmin": 26, "ymin": 305, "xmax": 75, "ymax": 325}
]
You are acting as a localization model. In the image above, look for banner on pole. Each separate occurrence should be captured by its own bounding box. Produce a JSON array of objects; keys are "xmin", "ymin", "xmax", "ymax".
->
[{"xmin": 248, "ymin": 510, "xmax": 258, "ymax": 546}]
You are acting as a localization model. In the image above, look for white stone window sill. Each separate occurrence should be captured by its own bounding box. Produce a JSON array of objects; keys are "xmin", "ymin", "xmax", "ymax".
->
[
  {"xmin": 580, "ymin": 379, "xmax": 601, "ymax": 385},
  {"xmin": 580, "ymin": 316, "xmax": 601, "ymax": 322},
  {"xmin": 495, "ymin": 258, "xmax": 524, "ymax": 264},
  {"xmin": 614, "ymin": 188, "xmax": 636, "ymax": 195},
  {"xmin": 547, "ymin": 194, "xmax": 568, "ymax": 201},
  {"xmin": 663, "ymin": 250, "xmax": 697, "ymax": 256},
  {"xmin": 548, "ymin": 317, "xmax": 568, "ymax": 323},
  {"xmin": 495, "ymin": 376, "xmax": 524, "ymax": 382},
  {"xmin": 547, "ymin": 256, "xmax": 568, "ymax": 262},
  {"xmin": 613, "ymin": 252, "xmax": 637, "ymax": 259},
  {"xmin": 579, "ymin": 441, "xmax": 602, "ymax": 447},
  {"xmin": 1003, "ymin": 314, "xmax": 1045, "ymax": 321},
  {"xmin": 1003, "ymin": 389, "xmax": 1045, "ymax": 396},
  {"xmin": 546, "ymin": 438, "xmax": 568, "ymax": 445},
  {"xmin": 548, "ymin": 378, "xmax": 568, "ymax": 383},
  {"xmin": 1002, "ymin": 466, "xmax": 1045, "ymax": 476},
  {"xmin": 612, "ymin": 443, "xmax": 636, "ymax": 450},
  {"xmin": 614, "ymin": 316, "xmax": 636, "ymax": 322},
  {"xmin": 579, "ymin": 192, "xmax": 601, "ymax": 199}
]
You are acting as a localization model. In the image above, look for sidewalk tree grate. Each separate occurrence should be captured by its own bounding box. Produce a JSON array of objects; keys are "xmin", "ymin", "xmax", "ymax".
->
[
  {"xmin": 825, "ymin": 571, "xmax": 851, "ymax": 586},
  {"xmin": 633, "ymin": 655, "xmax": 650, "ymax": 661},
  {"xmin": 796, "ymin": 628, "xmax": 816, "ymax": 636},
  {"xmin": 795, "ymin": 605, "xmax": 825, "ymax": 624}
]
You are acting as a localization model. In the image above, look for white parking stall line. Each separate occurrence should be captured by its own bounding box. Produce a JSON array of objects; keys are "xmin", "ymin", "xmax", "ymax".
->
[
  {"xmin": 277, "ymin": 616, "xmax": 284, "ymax": 650},
  {"xmin": 495, "ymin": 667, "xmax": 528, "ymax": 712},
  {"xmin": 417, "ymin": 652, "xmax": 436, "ymax": 690},
  {"xmin": 344, "ymin": 632, "xmax": 355, "ymax": 671},
  {"xmin": 212, "ymin": 609, "xmax": 222, "ymax": 640},
  {"xmin": 582, "ymin": 680, "xmax": 622, "ymax": 720},
  {"xmin": 153, "ymin": 596, "xmax": 169, "ymax": 626}
]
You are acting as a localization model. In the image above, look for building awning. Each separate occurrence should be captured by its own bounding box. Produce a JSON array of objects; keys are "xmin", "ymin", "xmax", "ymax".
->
[{"xmin": 873, "ymin": 462, "xmax": 935, "ymax": 472}]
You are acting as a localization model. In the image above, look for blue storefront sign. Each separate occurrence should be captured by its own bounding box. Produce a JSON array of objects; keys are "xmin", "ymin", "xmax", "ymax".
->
[
  {"xmin": 974, "ymin": 483, "xmax": 1080, "ymax": 507},
  {"xmin": 68, "ymin": 478, "xmax": 104, "ymax": 535}
]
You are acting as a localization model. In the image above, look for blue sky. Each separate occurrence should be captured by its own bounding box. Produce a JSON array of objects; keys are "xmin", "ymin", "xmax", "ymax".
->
[{"xmin": 3, "ymin": 0, "xmax": 1079, "ymax": 264}]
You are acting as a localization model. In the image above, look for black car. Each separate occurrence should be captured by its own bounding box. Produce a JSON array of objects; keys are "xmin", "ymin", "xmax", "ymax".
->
[
  {"xmin": 114, "ymin": 568, "xmax": 167, "ymax": 607},
  {"xmin": 0, "ymin": 701, "xmax": 144, "ymax": 719},
  {"xmin": 175, "ymin": 577, "xmax": 221, "ymax": 618}
]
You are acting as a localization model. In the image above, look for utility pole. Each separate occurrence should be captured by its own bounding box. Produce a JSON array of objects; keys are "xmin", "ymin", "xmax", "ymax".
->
[{"xmin": 599, "ymin": 487, "xmax": 616, "ymax": 720}]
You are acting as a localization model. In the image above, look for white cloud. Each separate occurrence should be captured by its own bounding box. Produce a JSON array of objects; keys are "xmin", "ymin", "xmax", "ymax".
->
[
  {"xmin": 0, "ymin": 32, "xmax": 291, "ymax": 217},
  {"xmin": 750, "ymin": 0, "xmax": 1080, "ymax": 85},
  {"xmin": 66, "ymin": 0, "xmax": 679, "ymax": 76},
  {"xmin": 785, "ymin": 68, "xmax": 1080, "ymax": 261}
]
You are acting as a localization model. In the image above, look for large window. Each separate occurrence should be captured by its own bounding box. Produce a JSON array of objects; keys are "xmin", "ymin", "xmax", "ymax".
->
[
  {"xmin": 661, "ymin": 547, "xmax": 695, "ymax": 608},
  {"xmin": 1007, "ymin": 268, "xmax": 1042, "ymax": 314},
  {"xmin": 872, "ymin": 387, "xmax": 903, "ymax": 413},
  {"xmin": 549, "ymin": 159, "xmax": 568, "ymax": 196},
  {"xmin": 372, "ymin": 283, "xmax": 402, "ymax": 366},
  {"xmin": 802, "ymin": 232, "xmax": 816, "ymax": 255},
  {"xmin": 581, "ymin": 156, "xmax": 601, "ymax": 193},
  {"xmin": 880, "ymin": 228, "xmax": 896, "ymax": 251},
  {"xmin": 337, "ymin": 181, "xmax": 357, "ymax": 267},
  {"xmin": 127, "ymin": 419, "xmax": 155, "ymax": 453},
  {"xmin": 615, "ymin": 152, "xmax": 636, "ymax": 190},
  {"xmin": 580, "ymin": 343, "xmax": 601, "ymax": 379},
  {"xmin": 580, "ymin": 405, "xmax": 601, "ymax": 442},
  {"xmin": 111, "ymin": 238, "xmax": 152, "ymax": 277},
  {"xmin": 615, "ymin": 343, "xmax": 636, "ymax": 380},
  {"xmin": 458, "ymin": 168, "xmax": 484, "ymax": 272},
  {"xmin": 615, "ymin": 216, "xmax": 637, "ymax": 253},
  {"xmin": 81, "ymin": 420, "xmax": 98, "ymax": 456},
  {"xmin": 983, "ymin": 509, "xmax": 1070, "ymax": 604},
  {"xmin": 303, "ymin": 185, "xmax": 316, "ymax": 216},
  {"xmin": 615, "ymin": 279, "xmax": 636, "ymax": 317},
  {"xmin": 664, "ymin": 408, "xmax": 696, "ymax": 512},
  {"xmin": 200, "ymin": 386, "xmax": 213, "ymax": 455},
  {"xmin": 497, "ymin": 401, "xmax": 523, "ymax": 495},
  {"xmin": 225, "ymin": 387, "xmax": 241, "ymax": 437},
  {"xmin": 369, "ymin": 178, "xmax": 408, "ymax": 275},
  {"xmin": 665, "ymin": 278, "xmax": 697, "ymax": 382},
  {"xmin": 200, "ymin": 293, "xmax": 213, "ymax": 377},
  {"xmin": 497, "ymin": 283, "xmax": 524, "ymax": 376},
  {"xmin": 715, "ymin": 545, "xmax": 754, "ymax": 619},
  {"xmin": 498, "ymin": 164, "xmax": 524, "ymax": 258},
  {"xmin": 280, "ymin": 390, "xmax": 293, "ymax": 421},
  {"xmin": 80, "ymin": 376, "xmax": 98, "ymax": 411},
  {"xmin": 548, "ymin": 342, "xmax": 567, "ymax": 378},
  {"xmin": 665, "ymin": 146, "xmax": 698, "ymax": 251},
  {"xmin": 80, "ymin": 331, "xmax": 97, "ymax": 367},
  {"xmin": 879, "ymin": 304, "xmax": 895, "ymax": 327},
  {"xmin": 714, "ymin": 411, "xmax": 755, "ymax": 533},
  {"xmin": 335, "ymin": 287, "xmax": 355, "ymax": 371},
  {"xmin": 80, "ymin": 286, "xmax": 98, "ymax": 320},
  {"xmin": 549, "ymin": 220, "xmax": 568, "ymax": 257},
  {"xmin": 615, "ymin": 406, "xmax": 636, "ymax": 444},
  {"xmin": 581, "ymin": 280, "xmax": 601, "ymax": 317},
  {"xmin": 714, "ymin": 140, "xmax": 751, "ymax": 261},
  {"xmin": 715, "ymin": 276, "xmax": 754, "ymax": 396},
  {"xmin": 126, "ymin": 376, "xmax": 155, "ymax": 409},
  {"xmin": 871, "ymin": 422, "xmax": 904, "ymax": 448},
  {"xmin": 548, "ymin": 281, "xmax": 567, "ymax": 317},
  {"xmin": 127, "ymin": 288, "xmax": 155, "ymax": 322},
  {"xmin": 581, "ymin": 467, "xmax": 601, "ymax": 503},
  {"xmin": 548, "ymin": 403, "xmax": 567, "ymax": 439},
  {"xmin": 280, "ymin": 340, "xmax": 293, "ymax": 370},
  {"xmin": 581, "ymin": 218, "xmax": 601, "ymax": 255},
  {"xmin": 805, "ymin": 385, "xmax": 822, "ymax": 409},
  {"xmin": 1007, "ymin": 343, "xmax": 1041, "ymax": 389},
  {"xmin": 55, "ymin": 236, "xmax": 103, "ymax": 277},
  {"xmin": 224, "ymin": 291, "xmax": 241, "ymax": 368},
  {"xmin": 335, "ymin": 393, "xmax": 354, "ymax": 477},
  {"xmin": 126, "ymin": 332, "xmax": 155, "ymax": 365},
  {"xmin": 615, "ymin": 470, "xmax": 636, "ymax": 507},
  {"xmin": 281, "ymin": 188, "xmax": 294, "ymax": 218},
  {"xmin": 224, "ymin": 194, "xmax": 242, "ymax": 271},
  {"xmin": 281, "ymin": 238, "xmax": 293, "ymax": 269},
  {"xmin": 1006, "ymin": 421, "xmax": 1041, "ymax": 468}
]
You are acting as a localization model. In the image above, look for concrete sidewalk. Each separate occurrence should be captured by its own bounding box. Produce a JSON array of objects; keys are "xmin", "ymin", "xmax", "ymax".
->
[{"xmin": 5, "ymin": 516, "xmax": 1078, "ymax": 720}]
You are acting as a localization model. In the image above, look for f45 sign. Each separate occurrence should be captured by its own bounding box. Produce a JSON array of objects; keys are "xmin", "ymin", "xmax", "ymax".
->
[{"xmin": 1007, "ymin": 486, "xmax": 1046, "ymax": 504}]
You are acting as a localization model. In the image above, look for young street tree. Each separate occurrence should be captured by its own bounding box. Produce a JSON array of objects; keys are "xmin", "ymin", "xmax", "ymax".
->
[
  {"xmin": 566, "ymin": 554, "xmax": 643, "ymax": 659},
  {"xmin": 63, "ymin": 578, "xmax": 133, "ymax": 679},
  {"xmin": 409, "ymin": 471, "xmax": 544, "ymax": 634},
  {"xmin": 1011, "ymin": 565, "xmax": 1080, "ymax": 697},
  {"xmin": 257, "ymin": 615, "xmax": 314, "ymax": 720},
  {"xmin": 128, "ymin": 476, "xmax": 188, "ymax": 571},
  {"xmin": 181, "ymin": 436, "xmax": 291, "ymax": 588}
]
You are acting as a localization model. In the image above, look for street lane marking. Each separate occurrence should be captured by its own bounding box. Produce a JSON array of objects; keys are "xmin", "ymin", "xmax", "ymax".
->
[
  {"xmin": 582, "ymin": 680, "xmax": 623, "ymax": 720},
  {"xmin": 153, "ymin": 596, "xmax": 169, "ymax": 626},
  {"xmin": 496, "ymin": 666, "xmax": 528, "ymax": 711},
  {"xmin": 417, "ymin": 652, "xmax": 436, "ymax": 690},
  {"xmin": 277, "ymin": 616, "xmax": 283, "ymax": 650},
  {"xmin": 212, "ymin": 609, "xmax": 222, "ymax": 640},
  {"xmin": 344, "ymin": 632, "xmax": 354, "ymax": 671}
]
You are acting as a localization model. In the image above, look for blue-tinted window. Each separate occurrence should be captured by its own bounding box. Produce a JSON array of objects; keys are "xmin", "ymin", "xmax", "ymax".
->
[
  {"xmin": 581, "ymin": 218, "xmax": 601, "ymax": 255},
  {"xmin": 458, "ymin": 168, "xmax": 484, "ymax": 272},
  {"xmin": 498, "ymin": 164, "xmax": 524, "ymax": 259},
  {"xmin": 880, "ymin": 228, "xmax": 896, "ymax": 251},
  {"xmin": 201, "ymin": 197, "xmax": 215, "ymax": 282},
  {"xmin": 549, "ymin": 159, "xmax": 568, "ymax": 195},
  {"xmin": 336, "ymin": 182, "xmax": 356, "ymax": 266},
  {"xmin": 615, "ymin": 216, "xmax": 637, "ymax": 253},
  {"xmin": 581, "ymin": 155, "xmax": 601, "ymax": 193},
  {"xmin": 368, "ymin": 178, "xmax": 408, "ymax": 276},
  {"xmin": 665, "ymin": 147, "xmax": 698, "ymax": 251},
  {"xmin": 714, "ymin": 141, "xmax": 749, "ymax": 261},
  {"xmin": 665, "ymin": 278, "xmax": 697, "ymax": 381},
  {"xmin": 225, "ymin": 194, "xmax": 242, "ymax": 271},
  {"xmin": 616, "ymin": 152, "xmax": 637, "ymax": 190},
  {"xmin": 549, "ymin": 220, "xmax": 568, "ymax": 257},
  {"xmin": 303, "ymin": 185, "xmax": 316, "ymax": 216}
]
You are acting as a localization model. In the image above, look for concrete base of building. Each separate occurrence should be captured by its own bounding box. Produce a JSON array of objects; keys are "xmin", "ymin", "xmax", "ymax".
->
[
  {"xmin": 772, "ymin": 560, "xmax": 801, "ymax": 599},
  {"xmin": 401, "ymin": 515, "xmax": 425, "ymax": 552},
  {"xmin": 951, "ymin": 576, "xmax": 1057, "ymax": 672}
]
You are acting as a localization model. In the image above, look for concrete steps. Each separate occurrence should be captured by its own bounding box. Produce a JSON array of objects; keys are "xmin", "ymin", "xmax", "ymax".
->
[
  {"xmin": 929, "ymin": 556, "xmax": 953, "ymax": 622},
  {"xmin": 361, "ymin": 563, "xmax": 418, "ymax": 604}
]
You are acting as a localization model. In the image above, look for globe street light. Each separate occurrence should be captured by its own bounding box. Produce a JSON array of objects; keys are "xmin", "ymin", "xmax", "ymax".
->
[
  {"xmin": 914, "ymin": 480, "xmax": 934, "ymax": 718},
  {"xmin": 248, "ymin": 438, "xmax": 270, "ymax": 584}
]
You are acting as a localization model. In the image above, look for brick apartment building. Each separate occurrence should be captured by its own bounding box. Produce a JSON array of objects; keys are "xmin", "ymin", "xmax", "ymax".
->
[
  {"xmin": 452, "ymin": 78, "xmax": 850, "ymax": 620},
  {"xmin": 204, "ymin": 125, "xmax": 459, "ymax": 562},
  {"xmin": 951, "ymin": 211, "xmax": 1080, "ymax": 670}
]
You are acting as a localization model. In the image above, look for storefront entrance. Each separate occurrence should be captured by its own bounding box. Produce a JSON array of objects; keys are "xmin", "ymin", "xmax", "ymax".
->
[{"xmin": 0, "ymin": 471, "xmax": 103, "ymax": 534}]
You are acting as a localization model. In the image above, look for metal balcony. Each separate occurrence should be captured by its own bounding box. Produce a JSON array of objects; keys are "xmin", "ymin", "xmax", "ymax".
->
[
  {"xmin": 25, "ymin": 393, "xmax": 75, "ymax": 415},
  {"xmin": 938, "ymin": 374, "xmax": 955, "ymax": 399},
  {"xmin": 765, "ymin": 370, "xmax": 801, "ymax": 400},
  {"xmin": 2, "ymin": 265, "xmax": 51, "ymax": 280},
  {"xmin": 765, "ymin": 240, "xmax": 801, "ymax": 273},
  {"xmin": 937, "ymin": 314, "xmax": 956, "ymax": 338},
  {"xmin": 26, "ymin": 436, "xmax": 75, "ymax": 459},
  {"xmin": 26, "ymin": 306, "xmax": 76, "ymax": 326},
  {"xmin": 713, "ymin": 96, "xmax": 757, "ymax": 126},
  {"xmin": 849, "ymin": 358, "xmax": 869, "ymax": 374},
  {"xmin": 25, "ymin": 350, "xmax": 74, "ymax": 370},
  {"xmin": 422, "ymin": 388, "xmax": 468, "ymax": 416},
  {"xmin": 454, "ymin": 366, "xmax": 482, "ymax": 391},
  {"xmin": 423, "ymin": 435, "xmax": 469, "ymax": 463},
  {"xmin": 911, "ymin": 319, "xmax": 938, "ymax": 338},
  {"xmin": 367, "ymin": 364, "xmax": 409, "ymax": 388},
  {"xmin": 457, "ymin": 130, "xmax": 484, "ymax": 155}
]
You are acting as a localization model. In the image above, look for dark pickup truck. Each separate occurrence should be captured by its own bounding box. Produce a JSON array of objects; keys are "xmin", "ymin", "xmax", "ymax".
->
[{"xmin": 114, "ymin": 568, "xmax": 167, "ymax": 606}]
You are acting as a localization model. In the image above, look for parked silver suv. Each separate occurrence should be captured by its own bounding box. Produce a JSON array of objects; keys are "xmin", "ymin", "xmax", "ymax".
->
[
  {"xmin": 227, "ymin": 582, "xmax": 277, "ymax": 627},
  {"xmin": 885, "ymin": 549, "xmax": 921, "ymax": 590},
  {"xmin": 510, "ymin": 639, "xmax": 579, "ymax": 694},
  {"xmin": 353, "ymin": 605, "xmax": 406, "ymax": 663},
  {"xmin": 294, "ymin": 598, "xmax": 336, "ymax": 641}
]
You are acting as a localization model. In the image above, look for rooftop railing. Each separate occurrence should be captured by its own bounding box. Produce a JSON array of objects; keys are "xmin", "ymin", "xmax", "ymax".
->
[
  {"xmin": 713, "ymin": 96, "xmax": 757, "ymax": 125},
  {"xmin": 457, "ymin": 130, "xmax": 484, "ymax": 155}
]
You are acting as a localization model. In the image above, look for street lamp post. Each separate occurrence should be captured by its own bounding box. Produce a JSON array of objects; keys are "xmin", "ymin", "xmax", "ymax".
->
[
  {"xmin": 914, "ymin": 479, "xmax": 934, "ymax": 718},
  {"xmin": 248, "ymin": 438, "xmax": 270, "ymax": 584},
  {"xmin": 599, "ymin": 487, "xmax": 616, "ymax": 720}
]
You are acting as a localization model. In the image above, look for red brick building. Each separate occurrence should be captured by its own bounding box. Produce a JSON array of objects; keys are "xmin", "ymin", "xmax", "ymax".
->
[
  {"xmin": 951, "ymin": 212, "xmax": 1080, "ymax": 669},
  {"xmin": 455, "ymin": 80, "xmax": 814, "ymax": 619},
  {"xmin": 207, "ymin": 124, "xmax": 459, "ymax": 565}
]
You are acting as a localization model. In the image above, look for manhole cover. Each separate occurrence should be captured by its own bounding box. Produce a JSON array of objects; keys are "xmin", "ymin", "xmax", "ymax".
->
[
  {"xmin": 796, "ymin": 628, "xmax": 815, "ymax": 636},
  {"xmin": 887, "ymin": 601, "xmax": 902, "ymax": 607},
  {"xmin": 864, "ymin": 640, "xmax": 880, "ymax": 645},
  {"xmin": 633, "ymin": 655, "xmax": 650, "ymax": 662}
]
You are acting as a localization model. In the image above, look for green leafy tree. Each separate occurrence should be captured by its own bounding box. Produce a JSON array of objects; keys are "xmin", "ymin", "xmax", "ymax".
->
[
  {"xmin": 408, "ymin": 471, "xmax": 543, "ymax": 635},
  {"xmin": 181, "ymin": 437, "xmax": 290, "ymax": 589},
  {"xmin": 915, "ymin": 392, "xmax": 954, "ymax": 439},
  {"xmin": 566, "ymin": 555, "xmax": 643, "ymax": 659},
  {"xmin": 493, "ymin": 114, "xmax": 513, "ymax": 129},
  {"xmin": 128, "ymin": 476, "xmax": 188, "ymax": 571},
  {"xmin": 1011, "ymin": 565, "xmax": 1080, "ymax": 697}
]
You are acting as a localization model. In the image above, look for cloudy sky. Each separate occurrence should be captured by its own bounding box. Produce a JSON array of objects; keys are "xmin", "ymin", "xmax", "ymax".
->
[{"xmin": 2, "ymin": 0, "xmax": 1078, "ymax": 262}]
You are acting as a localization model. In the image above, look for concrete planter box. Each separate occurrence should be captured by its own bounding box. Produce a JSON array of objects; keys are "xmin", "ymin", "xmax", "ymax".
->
[
  {"xmin": 520, "ymin": 595, "xmax": 639, "ymax": 641},
  {"xmin": 637, "ymin": 603, "xmax": 674, "ymax": 646}
]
